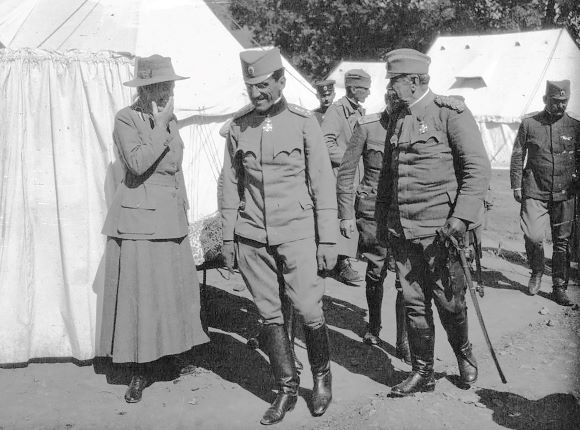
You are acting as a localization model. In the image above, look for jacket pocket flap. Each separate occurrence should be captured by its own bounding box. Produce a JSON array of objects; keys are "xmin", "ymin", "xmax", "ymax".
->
[{"xmin": 120, "ymin": 186, "xmax": 156, "ymax": 210}]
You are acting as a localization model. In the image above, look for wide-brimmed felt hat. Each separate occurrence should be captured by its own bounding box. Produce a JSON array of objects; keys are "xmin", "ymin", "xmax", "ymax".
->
[{"xmin": 123, "ymin": 55, "xmax": 188, "ymax": 87}]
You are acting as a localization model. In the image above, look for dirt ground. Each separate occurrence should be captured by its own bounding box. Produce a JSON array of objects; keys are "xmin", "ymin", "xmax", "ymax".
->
[{"xmin": 1, "ymin": 170, "xmax": 579, "ymax": 430}]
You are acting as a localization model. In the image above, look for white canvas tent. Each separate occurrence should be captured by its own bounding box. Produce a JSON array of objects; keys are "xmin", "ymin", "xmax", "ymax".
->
[
  {"xmin": 327, "ymin": 61, "xmax": 388, "ymax": 114},
  {"xmin": 428, "ymin": 28, "xmax": 580, "ymax": 169},
  {"xmin": 0, "ymin": 0, "xmax": 317, "ymax": 364}
]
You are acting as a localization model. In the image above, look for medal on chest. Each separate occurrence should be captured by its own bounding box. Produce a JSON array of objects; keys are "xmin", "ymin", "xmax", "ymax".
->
[
  {"xmin": 263, "ymin": 117, "xmax": 273, "ymax": 133},
  {"xmin": 418, "ymin": 121, "xmax": 428, "ymax": 134}
]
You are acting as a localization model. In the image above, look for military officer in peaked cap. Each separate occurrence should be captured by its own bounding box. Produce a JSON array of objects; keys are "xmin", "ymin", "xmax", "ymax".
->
[
  {"xmin": 510, "ymin": 80, "xmax": 580, "ymax": 305},
  {"xmin": 220, "ymin": 47, "xmax": 338, "ymax": 424},
  {"xmin": 376, "ymin": 48, "xmax": 491, "ymax": 396},
  {"xmin": 322, "ymin": 69, "xmax": 372, "ymax": 286},
  {"xmin": 313, "ymin": 79, "xmax": 336, "ymax": 124}
]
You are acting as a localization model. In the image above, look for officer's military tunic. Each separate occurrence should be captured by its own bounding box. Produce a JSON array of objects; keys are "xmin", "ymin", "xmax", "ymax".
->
[
  {"xmin": 376, "ymin": 90, "xmax": 490, "ymax": 331},
  {"xmin": 337, "ymin": 111, "xmax": 388, "ymax": 281},
  {"xmin": 221, "ymin": 99, "xmax": 338, "ymax": 325},
  {"xmin": 313, "ymin": 106, "xmax": 327, "ymax": 125},
  {"xmin": 510, "ymin": 110, "xmax": 580, "ymax": 280},
  {"xmin": 322, "ymin": 96, "xmax": 365, "ymax": 257}
]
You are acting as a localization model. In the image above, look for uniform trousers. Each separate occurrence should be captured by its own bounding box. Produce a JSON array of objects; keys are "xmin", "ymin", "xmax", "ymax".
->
[
  {"xmin": 390, "ymin": 234, "xmax": 467, "ymax": 333},
  {"xmin": 520, "ymin": 197, "xmax": 575, "ymax": 278},
  {"xmin": 235, "ymin": 235, "xmax": 325, "ymax": 327}
]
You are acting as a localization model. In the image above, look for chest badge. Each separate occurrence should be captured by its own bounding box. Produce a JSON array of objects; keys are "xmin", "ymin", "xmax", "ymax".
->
[
  {"xmin": 263, "ymin": 117, "xmax": 273, "ymax": 132},
  {"xmin": 418, "ymin": 122, "xmax": 428, "ymax": 134}
]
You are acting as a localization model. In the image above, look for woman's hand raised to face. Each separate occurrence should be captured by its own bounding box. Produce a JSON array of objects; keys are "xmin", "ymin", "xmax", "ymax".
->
[{"xmin": 152, "ymin": 96, "xmax": 174, "ymax": 129}]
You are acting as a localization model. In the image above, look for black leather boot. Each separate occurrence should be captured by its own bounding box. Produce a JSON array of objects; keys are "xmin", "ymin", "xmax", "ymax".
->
[
  {"xmin": 363, "ymin": 277, "xmax": 384, "ymax": 345},
  {"xmin": 391, "ymin": 327, "xmax": 435, "ymax": 397},
  {"xmin": 124, "ymin": 365, "xmax": 149, "ymax": 403},
  {"xmin": 303, "ymin": 323, "xmax": 332, "ymax": 416},
  {"xmin": 282, "ymin": 294, "xmax": 303, "ymax": 373},
  {"xmin": 441, "ymin": 310, "xmax": 478, "ymax": 385},
  {"xmin": 525, "ymin": 241, "xmax": 544, "ymax": 295},
  {"xmin": 395, "ymin": 289, "xmax": 411, "ymax": 365},
  {"xmin": 260, "ymin": 325, "xmax": 300, "ymax": 425},
  {"xmin": 552, "ymin": 251, "xmax": 573, "ymax": 306}
]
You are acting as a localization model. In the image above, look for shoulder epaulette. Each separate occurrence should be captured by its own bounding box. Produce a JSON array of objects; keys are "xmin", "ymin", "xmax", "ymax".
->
[
  {"xmin": 287, "ymin": 103, "xmax": 312, "ymax": 118},
  {"xmin": 233, "ymin": 103, "xmax": 255, "ymax": 120},
  {"xmin": 358, "ymin": 113, "xmax": 382, "ymax": 125},
  {"xmin": 522, "ymin": 111, "xmax": 540, "ymax": 120},
  {"xmin": 434, "ymin": 95, "xmax": 466, "ymax": 113},
  {"xmin": 566, "ymin": 111, "xmax": 580, "ymax": 122}
]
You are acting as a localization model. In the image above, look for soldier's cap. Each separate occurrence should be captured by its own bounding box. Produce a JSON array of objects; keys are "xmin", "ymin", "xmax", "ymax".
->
[
  {"xmin": 314, "ymin": 79, "xmax": 336, "ymax": 95},
  {"xmin": 545, "ymin": 80, "xmax": 570, "ymax": 100},
  {"xmin": 240, "ymin": 48, "xmax": 284, "ymax": 84},
  {"xmin": 123, "ymin": 55, "xmax": 188, "ymax": 87},
  {"xmin": 385, "ymin": 48, "xmax": 431, "ymax": 78},
  {"xmin": 345, "ymin": 69, "xmax": 371, "ymax": 88}
]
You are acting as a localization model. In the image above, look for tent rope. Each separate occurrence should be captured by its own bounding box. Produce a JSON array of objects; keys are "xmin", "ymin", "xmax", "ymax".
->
[{"xmin": 36, "ymin": 0, "xmax": 92, "ymax": 48}]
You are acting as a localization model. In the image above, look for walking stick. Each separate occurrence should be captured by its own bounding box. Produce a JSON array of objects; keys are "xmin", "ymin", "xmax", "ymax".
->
[{"xmin": 447, "ymin": 235, "xmax": 507, "ymax": 384}]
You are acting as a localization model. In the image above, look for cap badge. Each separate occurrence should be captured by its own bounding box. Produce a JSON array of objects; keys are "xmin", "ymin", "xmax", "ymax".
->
[
  {"xmin": 560, "ymin": 90, "xmax": 566, "ymax": 97},
  {"xmin": 247, "ymin": 66, "xmax": 255, "ymax": 77}
]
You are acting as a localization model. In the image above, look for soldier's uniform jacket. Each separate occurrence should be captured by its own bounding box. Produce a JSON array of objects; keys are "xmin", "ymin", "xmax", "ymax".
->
[
  {"xmin": 337, "ymin": 111, "xmax": 388, "ymax": 220},
  {"xmin": 376, "ymin": 90, "xmax": 491, "ymax": 240},
  {"xmin": 510, "ymin": 111, "xmax": 580, "ymax": 201},
  {"xmin": 313, "ymin": 107, "xmax": 326, "ymax": 125},
  {"xmin": 221, "ymin": 98, "xmax": 338, "ymax": 246},
  {"xmin": 321, "ymin": 96, "xmax": 365, "ymax": 170},
  {"xmin": 102, "ymin": 106, "xmax": 189, "ymax": 240}
]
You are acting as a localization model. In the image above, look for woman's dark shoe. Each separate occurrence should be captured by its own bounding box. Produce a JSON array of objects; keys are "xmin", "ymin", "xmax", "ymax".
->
[
  {"xmin": 390, "ymin": 372, "xmax": 435, "ymax": 397},
  {"xmin": 124, "ymin": 375, "xmax": 148, "ymax": 403},
  {"xmin": 260, "ymin": 392, "xmax": 298, "ymax": 425}
]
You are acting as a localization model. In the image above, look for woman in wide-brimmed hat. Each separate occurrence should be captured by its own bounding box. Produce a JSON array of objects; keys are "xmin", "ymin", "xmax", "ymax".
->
[{"xmin": 100, "ymin": 54, "xmax": 209, "ymax": 403}]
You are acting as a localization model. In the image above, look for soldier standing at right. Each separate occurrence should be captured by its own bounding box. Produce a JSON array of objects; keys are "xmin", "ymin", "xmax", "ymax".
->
[
  {"xmin": 510, "ymin": 80, "xmax": 580, "ymax": 305},
  {"xmin": 376, "ymin": 49, "xmax": 491, "ymax": 396}
]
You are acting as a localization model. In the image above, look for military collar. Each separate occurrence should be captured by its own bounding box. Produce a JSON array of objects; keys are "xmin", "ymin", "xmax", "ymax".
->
[
  {"xmin": 409, "ymin": 89, "xmax": 434, "ymax": 116},
  {"xmin": 258, "ymin": 97, "xmax": 287, "ymax": 117}
]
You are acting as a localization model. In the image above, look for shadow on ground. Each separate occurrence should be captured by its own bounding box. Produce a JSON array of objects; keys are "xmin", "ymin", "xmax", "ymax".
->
[{"xmin": 477, "ymin": 388, "xmax": 580, "ymax": 430}]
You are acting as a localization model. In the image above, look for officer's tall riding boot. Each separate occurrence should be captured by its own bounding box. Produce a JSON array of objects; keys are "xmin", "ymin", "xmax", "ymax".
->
[
  {"xmin": 525, "ymin": 240, "xmax": 544, "ymax": 296},
  {"xmin": 281, "ymin": 295, "xmax": 303, "ymax": 373},
  {"xmin": 552, "ymin": 250, "xmax": 573, "ymax": 306},
  {"xmin": 395, "ymin": 289, "xmax": 411, "ymax": 365},
  {"xmin": 303, "ymin": 323, "xmax": 332, "ymax": 416},
  {"xmin": 260, "ymin": 324, "xmax": 300, "ymax": 425},
  {"xmin": 363, "ymin": 276, "xmax": 383, "ymax": 345},
  {"xmin": 390, "ymin": 326, "xmax": 435, "ymax": 397},
  {"xmin": 442, "ymin": 309, "xmax": 478, "ymax": 385}
]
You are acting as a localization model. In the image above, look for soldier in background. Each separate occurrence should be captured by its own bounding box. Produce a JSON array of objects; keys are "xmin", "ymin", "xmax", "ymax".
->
[
  {"xmin": 313, "ymin": 79, "xmax": 336, "ymax": 124},
  {"xmin": 510, "ymin": 80, "xmax": 580, "ymax": 306},
  {"xmin": 221, "ymin": 48, "xmax": 337, "ymax": 424},
  {"xmin": 376, "ymin": 49, "xmax": 491, "ymax": 396},
  {"xmin": 336, "ymin": 90, "xmax": 411, "ymax": 363},
  {"xmin": 322, "ymin": 69, "xmax": 372, "ymax": 286}
]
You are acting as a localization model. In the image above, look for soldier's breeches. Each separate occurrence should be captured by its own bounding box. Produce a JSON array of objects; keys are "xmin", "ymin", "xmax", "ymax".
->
[
  {"xmin": 521, "ymin": 197, "xmax": 574, "ymax": 277},
  {"xmin": 356, "ymin": 217, "xmax": 387, "ymax": 282},
  {"xmin": 235, "ymin": 236, "xmax": 325, "ymax": 327},
  {"xmin": 391, "ymin": 235, "xmax": 467, "ymax": 333}
]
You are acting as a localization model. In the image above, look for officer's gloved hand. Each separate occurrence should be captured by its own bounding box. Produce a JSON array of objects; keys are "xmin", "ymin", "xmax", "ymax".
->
[
  {"xmin": 437, "ymin": 216, "xmax": 468, "ymax": 246},
  {"xmin": 340, "ymin": 219, "xmax": 357, "ymax": 239},
  {"xmin": 317, "ymin": 243, "xmax": 338, "ymax": 273},
  {"xmin": 513, "ymin": 189, "xmax": 522, "ymax": 203},
  {"xmin": 222, "ymin": 240, "xmax": 235, "ymax": 273}
]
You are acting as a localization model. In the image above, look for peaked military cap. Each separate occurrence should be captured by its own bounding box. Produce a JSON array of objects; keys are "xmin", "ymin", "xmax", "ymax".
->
[
  {"xmin": 315, "ymin": 79, "xmax": 336, "ymax": 95},
  {"xmin": 385, "ymin": 48, "xmax": 431, "ymax": 78},
  {"xmin": 345, "ymin": 69, "xmax": 371, "ymax": 88},
  {"xmin": 240, "ymin": 48, "xmax": 284, "ymax": 84},
  {"xmin": 545, "ymin": 80, "xmax": 570, "ymax": 100}
]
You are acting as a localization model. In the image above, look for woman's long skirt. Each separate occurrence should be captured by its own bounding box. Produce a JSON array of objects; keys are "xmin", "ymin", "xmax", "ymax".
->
[{"xmin": 99, "ymin": 236, "xmax": 210, "ymax": 363}]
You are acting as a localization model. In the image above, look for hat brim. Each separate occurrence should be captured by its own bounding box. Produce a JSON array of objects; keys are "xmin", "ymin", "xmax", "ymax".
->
[
  {"xmin": 243, "ymin": 72, "xmax": 274, "ymax": 85},
  {"xmin": 123, "ymin": 75, "xmax": 189, "ymax": 87},
  {"xmin": 548, "ymin": 95, "xmax": 569, "ymax": 100}
]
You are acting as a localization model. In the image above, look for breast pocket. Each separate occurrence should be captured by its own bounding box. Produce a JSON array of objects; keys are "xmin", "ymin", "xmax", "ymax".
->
[
  {"xmin": 118, "ymin": 186, "xmax": 156, "ymax": 235},
  {"xmin": 237, "ymin": 139, "xmax": 260, "ymax": 171}
]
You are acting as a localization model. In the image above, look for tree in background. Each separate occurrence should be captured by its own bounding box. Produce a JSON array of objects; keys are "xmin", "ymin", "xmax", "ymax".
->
[{"xmin": 227, "ymin": 0, "xmax": 580, "ymax": 80}]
